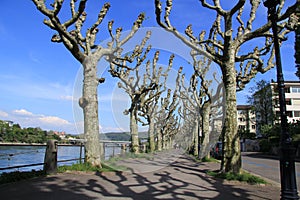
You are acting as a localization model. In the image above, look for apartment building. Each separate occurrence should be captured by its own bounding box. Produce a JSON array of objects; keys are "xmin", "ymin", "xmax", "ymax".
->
[
  {"xmin": 270, "ymin": 80, "xmax": 300, "ymax": 123},
  {"xmin": 237, "ymin": 105, "xmax": 256, "ymax": 134}
]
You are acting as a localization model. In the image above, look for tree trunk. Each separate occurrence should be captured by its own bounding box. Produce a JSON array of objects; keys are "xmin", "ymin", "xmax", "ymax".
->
[
  {"xmin": 130, "ymin": 108, "xmax": 139, "ymax": 153},
  {"xmin": 199, "ymin": 102, "xmax": 211, "ymax": 159},
  {"xmin": 157, "ymin": 129, "xmax": 162, "ymax": 151},
  {"xmin": 163, "ymin": 134, "xmax": 167, "ymax": 149},
  {"xmin": 220, "ymin": 61, "xmax": 241, "ymax": 174},
  {"xmin": 80, "ymin": 59, "xmax": 101, "ymax": 167},
  {"xmin": 193, "ymin": 118, "xmax": 199, "ymax": 157},
  {"xmin": 148, "ymin": 120, "xmax": 155, "ymax": 152}
]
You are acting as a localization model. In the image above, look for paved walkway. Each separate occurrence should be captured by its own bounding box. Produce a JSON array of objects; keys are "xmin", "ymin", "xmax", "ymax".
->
[{"xmin": 0, "ymin": 149, "xmax": 281, "ymax": 200}]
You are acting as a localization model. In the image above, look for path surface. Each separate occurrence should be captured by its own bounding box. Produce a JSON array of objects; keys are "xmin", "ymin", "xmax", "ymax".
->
[
  {"xmin": 242, "ymin": 152, "xmax": 300, "ymax": 189},
  {"xmin": 0, "ymin": 149, "xmax": 281, "ymax": 200}
]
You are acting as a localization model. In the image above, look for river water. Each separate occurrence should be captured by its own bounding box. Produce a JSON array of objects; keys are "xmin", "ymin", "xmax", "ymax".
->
[{"xmin": 0, "ymin": 145, "xmax": 123, "ymax": 174}]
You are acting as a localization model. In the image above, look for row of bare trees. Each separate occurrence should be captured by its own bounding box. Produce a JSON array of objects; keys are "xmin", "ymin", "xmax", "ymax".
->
[{"xmin": 32, "ymin": 0, "xmax": 299, "ymax": 174}]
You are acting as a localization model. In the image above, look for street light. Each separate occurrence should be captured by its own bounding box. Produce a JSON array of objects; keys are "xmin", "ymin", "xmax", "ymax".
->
[{"xmin": 263, "ymin": 0, "xmax": 299, "ymax": 199}]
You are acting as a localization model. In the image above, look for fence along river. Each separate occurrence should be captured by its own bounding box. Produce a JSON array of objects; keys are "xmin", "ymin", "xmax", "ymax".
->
[{"xmin": 0, "ymin": 142, "xmax": 128, "ymax": 173}]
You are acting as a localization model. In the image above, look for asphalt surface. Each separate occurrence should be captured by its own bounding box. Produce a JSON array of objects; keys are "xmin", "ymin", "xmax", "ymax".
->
[
  {"xmin": 0, "ymin": 149, "xmax": 281, "ymax": 200},
  {"xmin": 242, "ymin": 152, "xmax": 300, "ymax": 189}
]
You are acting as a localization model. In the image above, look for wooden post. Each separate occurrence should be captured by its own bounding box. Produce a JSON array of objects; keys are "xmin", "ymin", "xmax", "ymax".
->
[{"xmin": 43, "ymin": 140, "xmax": 58, "ymax": 174}]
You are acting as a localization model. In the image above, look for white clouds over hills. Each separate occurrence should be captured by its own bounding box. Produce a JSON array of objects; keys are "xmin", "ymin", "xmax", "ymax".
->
[{"xmin": 0, "ymin": 109, "xmax": 77, "ymax": 134}]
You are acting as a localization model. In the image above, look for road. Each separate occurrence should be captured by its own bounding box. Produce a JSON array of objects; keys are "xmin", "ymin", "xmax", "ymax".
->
[{"xmin": 242, "ymin": 152, "xmax": 300, "ymax": 189}]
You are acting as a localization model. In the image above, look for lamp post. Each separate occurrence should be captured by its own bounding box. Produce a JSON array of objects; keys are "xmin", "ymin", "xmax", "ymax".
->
[{"xmin": 263, "ymin": 0, "xmax": 299, "ymax": 199}]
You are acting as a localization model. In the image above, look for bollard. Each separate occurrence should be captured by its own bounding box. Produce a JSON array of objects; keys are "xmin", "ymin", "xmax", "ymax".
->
[
  {"xmin": 121, "ymin": 144, "xmax": 126, "ymax": 154},
  {"xmin": 43, "ymin": 140, "xmax": 58, "ymax": 174}
]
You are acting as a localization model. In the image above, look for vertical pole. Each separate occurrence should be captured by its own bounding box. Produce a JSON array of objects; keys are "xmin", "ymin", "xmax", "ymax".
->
[
  {"xmin": 264, "ymin": 1, "xmax": 299, "ymax": 199},
  {"xmin": 79, "ymin": 142, "xmax": 83, "ymax": 164}
]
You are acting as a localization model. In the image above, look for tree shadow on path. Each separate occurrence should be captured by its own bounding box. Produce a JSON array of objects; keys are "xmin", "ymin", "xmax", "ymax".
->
[{"xmin": 0, "ymin": 151, "xmax": 280, "ymax": 200}]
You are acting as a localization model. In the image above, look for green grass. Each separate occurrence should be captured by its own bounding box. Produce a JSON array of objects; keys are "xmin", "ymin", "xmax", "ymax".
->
[
  {"xmin": 207, "ymin": 170, "xmax": 267, "ymax": 185},
  {"xmin": 57, "ymin": 162, "xmax": 102, "ymax": 173},
  {"xmin": 201, "ymin": 156, "xmax": 219, "ymax": 163}
]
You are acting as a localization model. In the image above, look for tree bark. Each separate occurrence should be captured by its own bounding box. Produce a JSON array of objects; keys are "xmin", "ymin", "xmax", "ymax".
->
[
  {"xmin": 193, "ymin": 118, "xmax": 199, "ymax": 157},
  {"xmin": 157, "ymin": 129, "xmax": 162, "ymax": 151},
  {"xmin": 130, "ymin": 108, "xmax": 139, "ymax": 153},
  {"xmin": 199, "ymin": 102, "xmax": 211, "ymax": 159},
  {"xmin": 148, "ymin": 120, "xmax": 155, "ymax": 152},
  {"xmin": 220, "ymin": 61, "xmax": 241, "ymax": 174},
  {"xmin": 80, "ymin": 58, "xmax": 102, "ymax": 167}
]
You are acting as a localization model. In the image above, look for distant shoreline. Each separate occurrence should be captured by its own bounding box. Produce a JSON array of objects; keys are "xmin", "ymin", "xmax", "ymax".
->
[{"xmin": 0, "ymin": 142, "xmax": 81, "ymax": 146}]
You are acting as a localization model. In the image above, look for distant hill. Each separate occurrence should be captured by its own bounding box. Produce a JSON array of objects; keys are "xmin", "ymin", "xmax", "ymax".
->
[{"xmin": 100, "ymin": 131, "xmax": 148, "ymax": 141}]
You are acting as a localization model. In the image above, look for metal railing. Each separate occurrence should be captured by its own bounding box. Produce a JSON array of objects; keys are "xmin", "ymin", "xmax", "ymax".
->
[
  {"xmin": 0, "ymin": 158, "xmax": 84, "ymax": 171},
  {"xmin": 0, "ymin": 142, "xmax": 84, "ymax": 172}
]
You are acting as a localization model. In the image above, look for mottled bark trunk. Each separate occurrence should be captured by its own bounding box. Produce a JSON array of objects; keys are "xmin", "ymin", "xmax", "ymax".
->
[
  {"xmin": 163, "ymin": 134, "xmax": 167, "ymax": 149},
  {"xmin": 167, "ymin": 137, "xmax": 172, "ymax": 149},
  {"xmin": 199, "ymin": 102, "xmax": 211, "ymax": 159},
  {"xmin": 220, "ymin": 61, "xmax": 241, "ymax": 174},
  {"xmin": 193, "ymin": 118, "xmax": 199, "ymax": 157},
  {"xmin": 130, "ymin": 108, "xmax": 139, "ymax": 153},
  {"xmin": 80, "ymin": 59, "xmax": 101, "ymax": 167},
  {"xmin": 157, "ymin": 130, "xmax": 162, "ymax": 151},
  {"xmin": 148, "ymin": 120, "xmax": 155, "ymax": 152}
]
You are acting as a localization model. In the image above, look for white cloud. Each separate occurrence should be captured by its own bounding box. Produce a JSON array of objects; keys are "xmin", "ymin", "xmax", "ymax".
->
[
  {"xmin": 12, "ymin": 109, "xmax": 34, "ymax": 116},
  {"xmin": 0, "ymin": 110, "xmax": 8, "ymax": 117},
  {"xmin": 2, "ymin": 108, "xmax": 78, "ymax": 134},
  {"xmin": 60, "ymin": 95, "xmax": 75, "ymax": 101},
  {"xmin": 39, "ymin": 116, "xmax": 71, "ymax": 126}
]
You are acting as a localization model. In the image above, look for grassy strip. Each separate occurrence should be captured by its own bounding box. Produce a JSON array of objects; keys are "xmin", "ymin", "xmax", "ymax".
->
[
  {"xmin": 0, "ymin": 162, "xmax": 126, "ymax": 185},
  {"xmin": 200, "ymin": 156, "xmax": 219, "ymax": 163},
  {"xmin": 207, "ymin": 170, "xmax": 267, "ymax": 185}
]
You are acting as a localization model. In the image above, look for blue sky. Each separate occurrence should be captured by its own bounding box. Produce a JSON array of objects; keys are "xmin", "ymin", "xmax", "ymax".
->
[{"xmin": 0, "ymin": 0, "xmax": 298, "ymax": 134}]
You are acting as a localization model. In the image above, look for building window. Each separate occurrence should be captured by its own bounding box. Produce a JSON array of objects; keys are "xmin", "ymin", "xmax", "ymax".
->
[
  {"xmin": 291, "ymin": 87, "xmax": 300, "ymax": 93},
  {"xmin": 239, "ymin": 125, "xmax": 246, "ymax": 130},
  {"xmin": 238, "ymin": 117, "xmax": 246, "ymax": 122},
  {"xmin": 252, "ymin": 125, "xmax": 256, "ymax": 129},
  {"xmin": 294, "ymin": 111, "xmax": 300, "ymax": 117}
]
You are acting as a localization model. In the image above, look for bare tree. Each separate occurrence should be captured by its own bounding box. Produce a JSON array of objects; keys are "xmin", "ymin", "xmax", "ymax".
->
[
  {"xmin": 178, "ymin": 54, "xmax": 223, "ymax": 159},
  {"xmin": 32, "ymin": 0, "xmax": 145, "ymax": 166},
  {"xmin": 177, "ymin": 98, "xmax": 196, "ymax": 152},
  {"xmin": 138, "ymin": 55, "xmax": 174, "ymax": 152},
  {"xmin": 156, "ymin": 76, "xmax": 180, "ymax": 151},
  {"xmin": 109, "ymin": 38, "xmax": 173, "ymax": 153},
  {"xmin": 192, "ymin": 54, "xmax": 225, "ymax": 159},
  {"xmin": 179, "ymin": 73, "xmax": 202, "ymax": 157},
  {"xmin": 155, "ymin": 0, "xmax": 299, "ymax": 173}
]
